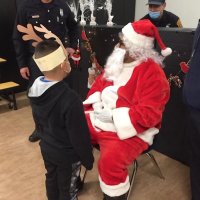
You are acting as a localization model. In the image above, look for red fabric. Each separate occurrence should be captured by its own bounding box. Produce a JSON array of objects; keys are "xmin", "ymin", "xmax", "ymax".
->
[
  {"xmin": 180, "ymin": 61, "xmax": 189, "ymax": 73},
  {"xmin": 84, "ymin": 59, "xmax": 170, "ymax": 134},
  {"xmin": 86, "ymin": 114, "xmax": 148, "ymax": 185},
  {"xmin": 132, "ymin": 19, "xmax": 167, "ymax": 50},
  {"xmin": 84, "ymin": 59, "xmax": 170, "ymax": 187},
  {"xmin": 132, "ymin": 19, "xmax": 155, "ymax": 38}
]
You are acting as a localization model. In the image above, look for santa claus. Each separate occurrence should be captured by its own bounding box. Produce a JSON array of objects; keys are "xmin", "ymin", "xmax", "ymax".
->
[{"xmin": 83, "ymin": 19, "xmax": 171, "ymax": 200}]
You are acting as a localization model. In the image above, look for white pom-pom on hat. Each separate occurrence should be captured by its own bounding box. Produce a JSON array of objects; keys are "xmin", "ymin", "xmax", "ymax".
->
[{"xmin": 161, "ymin": 47, "xmax": 172, "ymax": 57}]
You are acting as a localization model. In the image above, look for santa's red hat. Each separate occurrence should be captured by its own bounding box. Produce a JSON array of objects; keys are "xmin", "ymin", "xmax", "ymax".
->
[{"xmin": 122, "ymin": 19, "xmax": 172, "ymax": 57}]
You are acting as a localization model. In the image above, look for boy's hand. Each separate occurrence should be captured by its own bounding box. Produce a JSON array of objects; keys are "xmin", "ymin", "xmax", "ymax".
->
[{"xmin": 66, "ymin": 47, "xmax": 75, "ymax": 58}]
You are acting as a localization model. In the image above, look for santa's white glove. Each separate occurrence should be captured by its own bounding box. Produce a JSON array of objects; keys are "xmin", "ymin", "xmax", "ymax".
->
[
  {"xmin": 95, "ymin": 108, "xmax": 113, "ymax": 123},
  {"xmin": 92, "ymin": 102, "xmax": 103, "ymax": 112}
]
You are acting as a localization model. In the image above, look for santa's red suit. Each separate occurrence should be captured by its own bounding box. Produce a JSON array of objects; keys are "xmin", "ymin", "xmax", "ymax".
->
[{"xmin": 83, "ymin": 58, "xmax": 170, "ymax": 197}]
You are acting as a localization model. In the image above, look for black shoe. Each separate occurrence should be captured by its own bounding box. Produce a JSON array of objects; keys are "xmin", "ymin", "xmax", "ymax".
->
[
  {"xmin": 28, "ymin": 130, "xmax": 40, "ymax": 142},
  {"xmin": 103, "ymin": 192, "xmax": 128, "ymax": 200}
]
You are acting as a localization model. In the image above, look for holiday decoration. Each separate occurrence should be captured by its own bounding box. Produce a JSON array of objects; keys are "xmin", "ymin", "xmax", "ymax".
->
[
  {"xmin": 78, "ymin": 0, "xmax": 114, "ymax": 26},
  {"xmin": 17, "ymin": 24, "xmax": 68, "ymax": 56},
  {"xmin": 71, "ymin": 40, "xmax": 81, "ymax": 67},
  {"xmin": 179, "ymin": 61, "xmax": 189, "ymax": 74},
  {"xmin": 17, "ymin": 24, "xmax": 42, "ymax": 47},
  {"xmin": 89, "ymin": 0, "xmax": 97, "ymax": 26},
  {"xmin": 168, "ymin": 74, "xmax": 182, "ymax": 88},
  {"xmin": 67, "ymin": 0, "xmax": 79, "ymax": 22},
  {"xmin": 80, "ymin": 0, "xmax": 86, "ymax": 25},
  {"xmin": 81, "ymin": 28, "xmax": 103, "ymax": 85},
  {"xmin": 106, "ymin": 0, "xmax": 114, "ymax": 26},
  {"xmin": 167, "ymin": 61, "xmax": 189, "ymax": 88}
]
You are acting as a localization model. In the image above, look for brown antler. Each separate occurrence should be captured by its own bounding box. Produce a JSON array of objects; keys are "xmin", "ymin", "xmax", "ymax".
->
[
  {"xmin": 0, "ymin": 57, "xmax": 6, "ymax": 63},
  {"xmin": 17, "ymin": 24, "xmax": 68, "ymax": 56},
  {"xmin": 17, "ymin": 24, "xmax": 43, "ymax": 47},
  {"xmin": 34, "ymin": 24, "xmax": 68, "ymax": 56}
]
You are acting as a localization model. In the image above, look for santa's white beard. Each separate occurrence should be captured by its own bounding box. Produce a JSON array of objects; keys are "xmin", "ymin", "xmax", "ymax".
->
[{"xmin": 104, "ymin": 47, "xmax": 126, "ymax": 81}]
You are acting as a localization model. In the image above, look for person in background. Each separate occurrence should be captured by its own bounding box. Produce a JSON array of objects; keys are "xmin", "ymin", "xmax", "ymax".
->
[
  {"xmin": 141, "ymin": 0, "xmax": 183, "ymax": 28},
  {"xmin": 29, "ymin": 39, "xmax": 94, "ymax": 200},
  {"xmin": 84, "ymin": 19, "xmax": 170, "ymax": 200},
  {"xmin": 183, "ymin": 21, "xmax": 200, "ymax": 200},
  {"xmin": 13, "ymin": 0, "xmax": 79, "ymax": 142}
]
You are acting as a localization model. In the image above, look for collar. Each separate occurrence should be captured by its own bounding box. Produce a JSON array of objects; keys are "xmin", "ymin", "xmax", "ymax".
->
[
  {"xmin": 40, "ymin": 77, "xmax": 52, "ymax": 82},
  {"xmin": 123, "ymin": 60, "xmax": 142, "ymax": 68}
]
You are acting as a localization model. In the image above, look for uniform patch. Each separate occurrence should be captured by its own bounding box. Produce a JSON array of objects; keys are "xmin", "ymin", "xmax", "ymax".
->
[
  {"xmin": 32, "ymin": 15, "xmax": 39, "ymax": 18},
  {"xmin": 177, "ymin": 19, "xmax": 183, "ymax": 28}
]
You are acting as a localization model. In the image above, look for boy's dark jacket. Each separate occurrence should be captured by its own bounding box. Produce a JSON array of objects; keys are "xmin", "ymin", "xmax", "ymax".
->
[{"xmin": 29, "ymin": 80, "xmax": 94, "ymax": 170}]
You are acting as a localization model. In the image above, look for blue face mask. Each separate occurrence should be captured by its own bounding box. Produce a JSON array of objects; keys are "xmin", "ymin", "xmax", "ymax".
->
[{"xmin": 149, "ymin": 11, "xmax": 161, "ymax": 19}]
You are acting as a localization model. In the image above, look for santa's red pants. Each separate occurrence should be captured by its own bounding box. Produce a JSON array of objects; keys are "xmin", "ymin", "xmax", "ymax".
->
[{"xmin": 86, "ymin": 114, "xmax": 148, "ymax": 196}]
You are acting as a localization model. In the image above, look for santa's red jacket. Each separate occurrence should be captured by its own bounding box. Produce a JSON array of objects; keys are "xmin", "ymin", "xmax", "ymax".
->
[{"xmin": 83, "ymin": 59, "xmax": 170, "ymax": 145}]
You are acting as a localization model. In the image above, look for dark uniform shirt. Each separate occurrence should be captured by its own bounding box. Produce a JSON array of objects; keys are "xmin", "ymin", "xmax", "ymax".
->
[
  {"xmin": 13, "ymin": 0, "xmax": 79, "ymax": 78},
  {"xmin": 141, "ymin": 10, "xmax": 183, "ymax": 28}
]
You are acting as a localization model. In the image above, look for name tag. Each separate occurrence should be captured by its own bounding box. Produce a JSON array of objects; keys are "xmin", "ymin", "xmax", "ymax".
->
[{"xmin": 32, "ymin": 15, "xmax": 40, "ymax": 18}]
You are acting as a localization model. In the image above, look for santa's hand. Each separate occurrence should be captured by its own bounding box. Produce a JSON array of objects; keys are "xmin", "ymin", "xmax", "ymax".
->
[
  {"xmin": 92, "ymin": 102, "xmax": 103, "ymax": 112},
  {"xmin": 95, "ymin": 108, "xmax": 113, "ymax": 123}
]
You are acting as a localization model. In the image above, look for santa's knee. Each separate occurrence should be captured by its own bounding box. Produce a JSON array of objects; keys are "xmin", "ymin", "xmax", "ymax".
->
[{"xmin": 98, "ymin": 154, "xmax": 115, "ymax": 174}]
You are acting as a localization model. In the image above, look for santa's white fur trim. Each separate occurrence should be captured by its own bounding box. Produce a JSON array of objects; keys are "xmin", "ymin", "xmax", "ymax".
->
[
  {"xmin": 122, "ymin": 23, "xmax": 154, "ymax": 49},
  {"xmin": 99, "ymin": 176, "xmax": 130, "ymax": 197},
  {"xmin": 83, "ymin": 92, "xmax": 101, "ymax": 105},
  {"xmin": 112, "ymin": 107, "xmax": 137, "ymax": 140},
  {"xmin": 161, "ymin": 47, "xmax": 172, "ymax": 57},
  {"xmin": 93, "ymin": 118, "xmax": 117, "ymax": 132},
  {"xmin": 137, "ymin": 128, "xmax": 159, "ymax": 145}
]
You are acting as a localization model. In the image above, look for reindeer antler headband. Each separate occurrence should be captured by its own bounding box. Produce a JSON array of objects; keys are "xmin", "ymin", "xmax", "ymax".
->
[{"xmin": 17, "ymin": 24, "xmax": 69, "ymax": 71}]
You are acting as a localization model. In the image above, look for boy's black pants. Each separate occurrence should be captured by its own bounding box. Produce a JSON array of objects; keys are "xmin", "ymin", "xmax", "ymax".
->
[{"xmin": 41, "ymin": 150, "xmax": 81, "ymax": 200}]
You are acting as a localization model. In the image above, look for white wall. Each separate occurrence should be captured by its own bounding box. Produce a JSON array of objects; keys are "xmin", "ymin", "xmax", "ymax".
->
[{"xmin": 135, "ymin": 0, "xmax": 200, "ymax": 28}]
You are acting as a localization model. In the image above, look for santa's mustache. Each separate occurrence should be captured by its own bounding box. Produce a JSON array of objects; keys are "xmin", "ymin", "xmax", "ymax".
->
[{"xmin": 104, "ymin": 47, "xmax": 126, "ymax": 81}]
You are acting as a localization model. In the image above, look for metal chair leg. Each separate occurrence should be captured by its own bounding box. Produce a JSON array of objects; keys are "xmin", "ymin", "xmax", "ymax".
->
[
  {"xmin": 127, "ymin": 160, "xmax": 138, "ymax": 200},
  {"xmin": 145, "ymin": 152, "xmax": 165, "ymax": 179}
]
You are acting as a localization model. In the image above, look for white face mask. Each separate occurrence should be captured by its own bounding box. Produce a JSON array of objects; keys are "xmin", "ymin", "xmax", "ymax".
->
[{"xmin": 104, "ymin": 47, "xmax": 126, "ymax": 81}]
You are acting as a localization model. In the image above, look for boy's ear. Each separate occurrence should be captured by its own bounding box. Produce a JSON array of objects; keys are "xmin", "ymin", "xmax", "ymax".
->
[{"xmin": 60, "ymin": 61, "xmax": 65, "ymax": 69}]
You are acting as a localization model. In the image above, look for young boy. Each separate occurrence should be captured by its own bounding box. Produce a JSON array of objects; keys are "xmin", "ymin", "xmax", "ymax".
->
[{"xmin": 28, "ymin": 40, "xmax": 94, "ymax": 200}]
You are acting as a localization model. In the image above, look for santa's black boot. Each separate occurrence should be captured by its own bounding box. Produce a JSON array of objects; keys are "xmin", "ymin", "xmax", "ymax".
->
[{"xmin": 103, "ymin": 192, "xmax": 128, "ymax": 200}]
